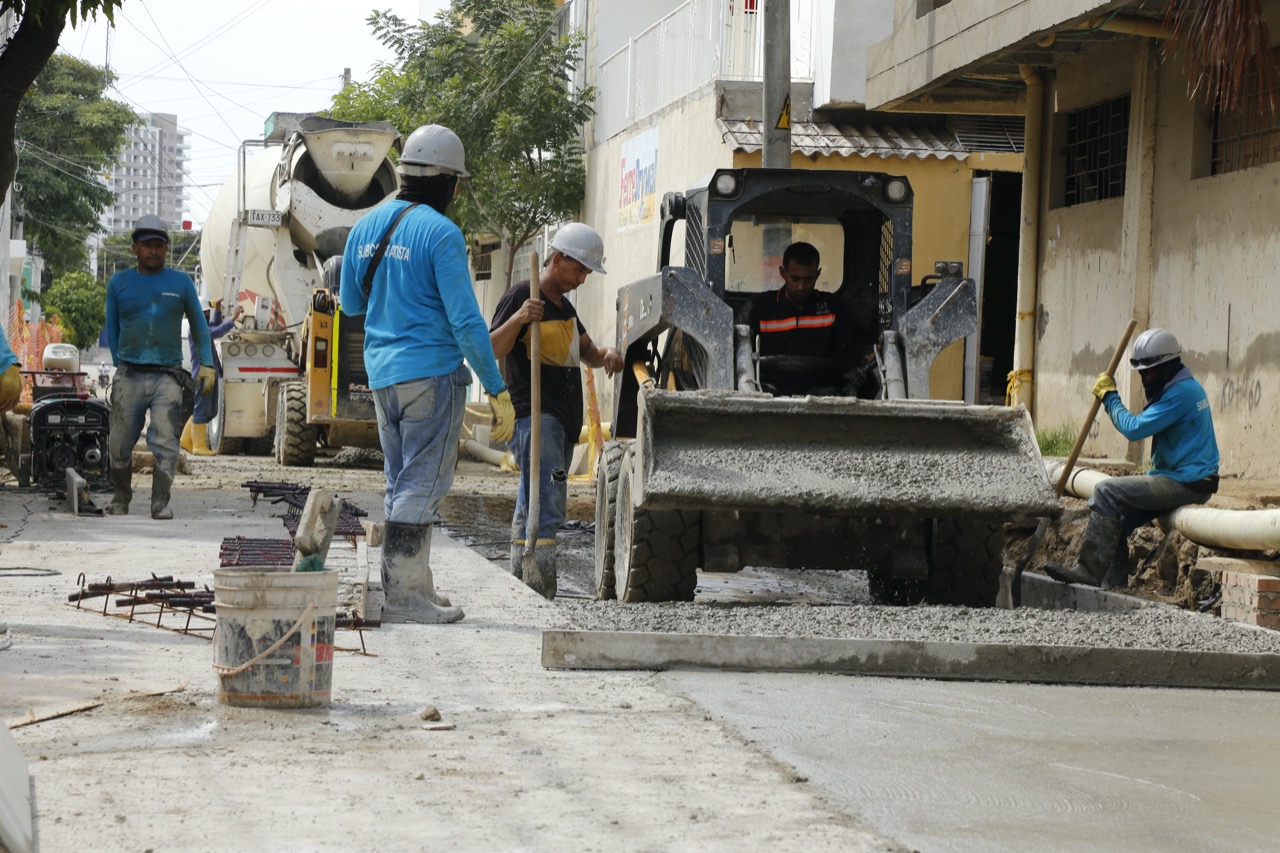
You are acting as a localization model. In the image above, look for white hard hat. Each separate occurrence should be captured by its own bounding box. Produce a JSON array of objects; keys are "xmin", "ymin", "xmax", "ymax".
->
[
  {"xmin": 131, "ymin": 214, "xmax": 169, "ymax": 244},
  {"xmin": 397, "ymin": 124, "xmax": 469, "ymax": 178},
  {"xmin": 1130, "ymin": 328, "xmax": 1183, "ymax": 369},
  {"xmin": 549, "ymin": 223, "xmax": 606, "ymax": 274}
]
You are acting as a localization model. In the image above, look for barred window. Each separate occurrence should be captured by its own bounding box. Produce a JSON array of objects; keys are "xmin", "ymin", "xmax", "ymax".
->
[
  {"xmin": 1211, "ymin": 52, "xmax": 1280, "ymax": 175},
  {"xmin": 1064, "ymin": 95, "xmax": 1130, "ymax": 205}
]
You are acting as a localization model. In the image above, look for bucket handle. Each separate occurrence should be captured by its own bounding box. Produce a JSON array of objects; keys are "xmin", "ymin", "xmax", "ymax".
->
[{"xmin": 212, "ymin": 603, "xmax": 317, "ymax": 677}]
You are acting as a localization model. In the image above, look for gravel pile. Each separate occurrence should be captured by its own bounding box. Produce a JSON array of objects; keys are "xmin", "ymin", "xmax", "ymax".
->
[{"xmin": 551, "ymin": 599, "xmax": 1280, "ymax": 656}]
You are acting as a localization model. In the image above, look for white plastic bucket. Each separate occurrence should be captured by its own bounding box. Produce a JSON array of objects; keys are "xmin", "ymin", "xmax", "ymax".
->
[{"xmin": 213, "ymin": 567, "xmax": 338, "ymax": 709}]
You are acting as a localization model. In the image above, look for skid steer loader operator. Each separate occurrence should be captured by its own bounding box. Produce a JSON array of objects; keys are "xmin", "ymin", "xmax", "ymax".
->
[
  {"xmin": 1045, "ymin": 328, "xmax": 1220, "ymax": 589},
  {"xmin": 740, "ymin": 241, "xmax": 879, "ymax": 399}
]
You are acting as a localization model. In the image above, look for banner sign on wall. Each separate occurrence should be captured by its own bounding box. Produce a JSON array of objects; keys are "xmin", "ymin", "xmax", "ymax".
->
[{"xmin": 618, "ymin": 128, "xmax": 658, "ymax": 231}]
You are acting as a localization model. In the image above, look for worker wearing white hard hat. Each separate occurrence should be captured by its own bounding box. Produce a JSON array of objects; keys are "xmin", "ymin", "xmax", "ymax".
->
[
  {"xmin": 488, "ymin": 222, "xmax": 623, "ymax": 599},
  {"xmin": 340, "ymin": 123, "xmax": 513, "ymax": 626},
  {"xmin": 1045, "ymin": 328, "xmax": 1220, "ymax": 589}
]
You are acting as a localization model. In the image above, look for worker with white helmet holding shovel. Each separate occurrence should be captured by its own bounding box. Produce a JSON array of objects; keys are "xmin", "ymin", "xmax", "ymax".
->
[
  {"xmin": 490, "ymin": 223, "xmax": 623, "ymax": 598},
  {"xmin": 1044, "ymin": 328, "xmax": 1220, "ymax": 589}
]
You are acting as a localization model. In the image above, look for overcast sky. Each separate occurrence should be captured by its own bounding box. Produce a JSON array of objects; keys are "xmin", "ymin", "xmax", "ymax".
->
[{"xmin": 64, "ymin": 0, "xmax": 451, "ymax": 228}]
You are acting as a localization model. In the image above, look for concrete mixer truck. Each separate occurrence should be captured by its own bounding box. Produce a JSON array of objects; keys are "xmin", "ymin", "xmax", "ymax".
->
[{"xmin": 199, "ymin": 114, "xmax": 400, "ymax": 464}]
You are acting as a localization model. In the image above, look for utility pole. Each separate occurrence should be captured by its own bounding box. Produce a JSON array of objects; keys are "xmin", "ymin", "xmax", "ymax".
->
[
  {"xmin": 342, "ymin": 68, "xmax": 352, "ymax": 91},
  {"xmin": 762, "ymin": 0, "xmax": 791, "ymax": 168}
]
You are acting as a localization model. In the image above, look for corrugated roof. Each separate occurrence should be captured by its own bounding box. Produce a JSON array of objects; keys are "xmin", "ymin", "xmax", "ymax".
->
[
  {"xmin": 717, "ymin": 117, "xmax": 969, "ymax": 160},
  {"xmin": 950, "ymin": 115, "xmax": 1025, "ymax": 154}
]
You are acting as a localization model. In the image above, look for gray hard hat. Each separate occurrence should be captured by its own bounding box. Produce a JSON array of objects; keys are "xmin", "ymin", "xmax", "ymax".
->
[
  {"xmin": 398, "ymin": 124, "xmax": 469, "ymax": 178},
  {"xmin": 1130, "ymin": 328, "xmax": 1183, "ymax": 369},
  {"xmin": 549, "ymin": 222, "xmax": 606, "ymax": 274},
  {"xmin": 131, "ymin": 214, "xmax": 169, "ymax": 244}
]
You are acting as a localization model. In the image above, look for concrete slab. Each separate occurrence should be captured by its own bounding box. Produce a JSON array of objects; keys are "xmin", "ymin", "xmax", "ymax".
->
[
  {"xmin": 0, "ymin": 725, "xmax": 32, "ymax": 853},
  {"xmin": 542, "ymin": 629, "xmax": 1280, "ymax": 690}
]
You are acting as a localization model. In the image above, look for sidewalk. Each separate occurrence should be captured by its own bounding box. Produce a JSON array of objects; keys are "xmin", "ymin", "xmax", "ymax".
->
[{"xmin": 0, "ymin": 484, "xmax": 895, "ymax": 852}]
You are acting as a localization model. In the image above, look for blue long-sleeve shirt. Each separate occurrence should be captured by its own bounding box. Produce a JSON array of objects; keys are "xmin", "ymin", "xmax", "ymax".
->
[
  {"xmin": 107, "ymin": 267, "xmax": 212, "ymax": 369},
  {"xmin": 339, "ymin": 200, "xmax": 505, "ymax": 395},
  {"xmin": 1103, "ymin": 368, "xmax": 1219, "ymax": 482},
  {"xmin": 0, "ymin": 324, "xmax": 17, "ymax": 371},
  {"xmin": 189, "ymin": 308, "xmax": 235, "ymax": 375}
]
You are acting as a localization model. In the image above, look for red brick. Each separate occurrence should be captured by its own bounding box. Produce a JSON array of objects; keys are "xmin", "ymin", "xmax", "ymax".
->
[{"xmin": 1255, "ymin": 576, "xmax": 1280, "ymax": 592}]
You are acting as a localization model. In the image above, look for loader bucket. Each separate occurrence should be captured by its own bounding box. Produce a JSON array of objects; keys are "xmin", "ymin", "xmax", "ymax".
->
[{"xmin": 634, "ymin": 389, "xmax": 1061, "ymax": 522}]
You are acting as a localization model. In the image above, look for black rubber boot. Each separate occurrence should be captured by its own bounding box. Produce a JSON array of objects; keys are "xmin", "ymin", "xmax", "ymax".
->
[
  {"xmin": 381, "ymin": 522, "xmax": 463, "ymax": 624},
  {"xmin": 509, "ymin": 540, "xmax": 525, "ymax": 580},
  {"xmin": 1044, "ymin": 513, "xmax": 1124, "ymax": 587},
  {"xmin": 1101, "ymin": 537, "xmax": 1131, "ymax": 591},
  {"xmin": 105, "ymin": 458, "xmax": 132, "ymax": 515},
  {"xmin": 151, "ymin": 464, "xmax": 175, "ymax": 520}
]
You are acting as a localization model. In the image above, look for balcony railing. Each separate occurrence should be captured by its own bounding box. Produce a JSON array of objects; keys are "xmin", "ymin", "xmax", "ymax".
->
[{"xmin": 595, "ymin": 0, "xmax": 818, "ymax": 143}]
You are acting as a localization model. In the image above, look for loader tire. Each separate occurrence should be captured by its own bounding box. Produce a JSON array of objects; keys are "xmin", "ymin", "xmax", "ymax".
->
[
  {"xmin": 925, "ymin": 518, "xmax": 1005, "ymax": 607},
  {"xmin": 868, "ymin": 519, "xmax": 1005, "ymax": 607},
  {"xmin": 593, "ymin": 440, "xmax": 631, "ymax": 600},
  {"xmin": 613, "ymin": 448, "xmax": 700, "ymax": 603},
  {"xmin": 276, "ymin": 382, "xmax": 318, "ymax": 467}
]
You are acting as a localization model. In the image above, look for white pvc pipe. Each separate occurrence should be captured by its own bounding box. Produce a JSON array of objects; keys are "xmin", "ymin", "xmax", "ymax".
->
[
  {"xmin": 462, "ymin": 438, "xmax": 514, "ymax": 469},
  {"xmin": 1045, "ymin": 461, "xmax": 1280, "ymax": 551}
]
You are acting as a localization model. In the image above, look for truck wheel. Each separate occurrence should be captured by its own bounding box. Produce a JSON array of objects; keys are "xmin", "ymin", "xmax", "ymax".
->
[
  {"xmin": 925, "ymin": 518, "xmax": 1005, "ymax": 607},
  {"xmin": 276, "ymin": 382, "xmax": 318, "ymax": 467},
  {"xmin": 209, "ymin": 378, "xmax": 245, "ymax": 456},
  {"xmin": 613, "ymin": 447, "xmax": 700, "ymax": 603},
  {"xmin": 592, "ymin": 440, "xmax": 631, "ymax": 600}
]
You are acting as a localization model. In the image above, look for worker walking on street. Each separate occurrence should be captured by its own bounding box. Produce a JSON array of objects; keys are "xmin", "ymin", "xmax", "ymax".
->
[
  {"xmin": 181, "ymin": 298, "xmax": 243, "ymax": 456},
  {"xmin": 340, "ymin": 123, "xmax": 514, "ymax": 625},
  {"xmin": 1045, "ymin": 328, "xmax": 1220, "ymax": 589},
  {"xmin": 104, "ymin": 216, "xmax": 214, "ymax": 520},
  {"xmin": 489, "ymin": 223, "xmax": 623, "ymax": 599},
  {"xmin": 742, "ymin": 241, "xmax": 879, "ymax": 398}
]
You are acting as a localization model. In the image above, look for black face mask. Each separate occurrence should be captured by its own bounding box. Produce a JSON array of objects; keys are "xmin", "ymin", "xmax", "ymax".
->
[
  {"xmin": 1142, "ymin": 358, "xmax": 1183, "ymax": 406},
  {"xmin": 396, "ymin": 174, "xmax": 458, "ymax": 215}
]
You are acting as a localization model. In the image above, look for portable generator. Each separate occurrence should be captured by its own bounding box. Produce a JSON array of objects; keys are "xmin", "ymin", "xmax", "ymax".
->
[{"xmin": 21, "ymin": 344, "xmax": 111, "ymax": 489}]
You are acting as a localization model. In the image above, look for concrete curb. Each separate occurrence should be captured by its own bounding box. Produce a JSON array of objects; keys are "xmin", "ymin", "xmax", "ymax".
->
[{"xmin": 542, "ymin": 630, "xmax": 1280, "ymax": 690}]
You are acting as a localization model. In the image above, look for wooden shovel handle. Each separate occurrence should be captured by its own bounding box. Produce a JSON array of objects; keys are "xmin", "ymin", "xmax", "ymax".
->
[{"xmin": 1054, "ymin": 319, "xmax": 1137, "ymax": 496}]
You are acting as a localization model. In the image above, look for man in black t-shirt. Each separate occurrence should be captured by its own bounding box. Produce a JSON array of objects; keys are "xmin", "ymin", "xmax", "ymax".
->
[{"xmin": 490, "ymin": 223, "xmax": 623, "ymax": 598}]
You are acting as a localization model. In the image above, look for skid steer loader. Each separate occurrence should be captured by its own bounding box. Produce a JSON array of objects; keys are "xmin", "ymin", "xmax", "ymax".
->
[{"xmin": 594, "ymin": 167, "xmax": 1060, "ymax": 606}]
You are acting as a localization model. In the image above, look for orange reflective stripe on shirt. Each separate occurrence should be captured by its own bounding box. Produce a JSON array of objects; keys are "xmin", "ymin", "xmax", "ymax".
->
[
  {"xmin": 796, "ymin": 313, "xmax": 835, "ymax": 329},
  {"xmin": 759, "ymin": 317, "xmax": 798, "ymax": 333}
]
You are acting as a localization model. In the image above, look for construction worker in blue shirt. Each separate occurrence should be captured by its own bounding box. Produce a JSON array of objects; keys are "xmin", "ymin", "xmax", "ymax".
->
[
  {"xmin": 0, "ymin": 323, "xmax": 19, "ymax": 415},
  {"xmin": 105, "ymin": 216, "xmax": 215, "ymax": 520},
  {"xmin": 340, "ymin": 123, "xmax": 514, "ymax": 625},
  {"xmin": 1045, "ymin": 328, "xmax": 1220, "ymax": 589}
]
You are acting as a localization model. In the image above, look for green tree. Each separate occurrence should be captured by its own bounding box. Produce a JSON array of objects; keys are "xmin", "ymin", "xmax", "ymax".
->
[
  {"xmin": 42, "ymin": 269, "xmax": 104, "ymax": 348},
  {"xmin": 15, "ymin": 53, "xmax": 138, "ymax": 281},
  {"xmin": 329, "ymin": 0, "xmax": 595, "ymax": 288},
  {"xmin": 0, "ymin": 0, "xmax": 125, "ymax": 206}
]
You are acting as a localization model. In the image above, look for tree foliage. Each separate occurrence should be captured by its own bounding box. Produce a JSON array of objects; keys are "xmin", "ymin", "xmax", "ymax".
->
[
  {"xmin": 15, "ymin": 52, "xmax": 138, "ymax": 281},
  {"xmin": 42, "ymin": 269, "xmax": 104, "ymax": 348},
  {"xmin": 329, "ymin": 0, "xmax": 595, "ymax": 288},
  {"xmin": 0, "ymin": 0, "xmax": 124, "ymax": 205}
]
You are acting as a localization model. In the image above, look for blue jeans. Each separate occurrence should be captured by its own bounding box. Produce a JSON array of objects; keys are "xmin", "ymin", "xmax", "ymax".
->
[
  {"xmin": 373, "ymin": 366, "xmax": 470, "ymax": 524},
  {"xmin": 510, "ymin": 414, "xmax": 574, "ymax": 542},
  {"xmin": 192, "ymin": 380, "xmax": 218, "ymax": 424},
  {"xmin": 108, "ymin": 367, "xmax": 184, "ymax": 497},
  {"xmin": 1089, "ymin": 474, "xmax": 1212, "ymax": 535}
]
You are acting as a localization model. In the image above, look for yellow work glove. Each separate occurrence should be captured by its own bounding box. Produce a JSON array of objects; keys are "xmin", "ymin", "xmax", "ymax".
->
[
  {"xmin": 197, "ymin": 365, "xmax": 217, "ymax": 396},
  {"xmin": 1091, "ymin": 372, "xmax": 1117, "ymax": 401},
  {"xmin": 489, "ymin": 391, "xmax": 515, "ymax": 444},
  {"xmin": 0, "ymin": 364, "xmax": 21, "ymax": 413}
]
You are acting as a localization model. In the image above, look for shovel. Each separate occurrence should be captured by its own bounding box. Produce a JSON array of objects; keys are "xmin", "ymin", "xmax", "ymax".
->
[
  {"xmin": 1001, "ymin": 318, "xmax": 1137, "ymax": 607},
  {"xmin": 521, "ymin": 251, "xmax": 552, "ymax": 596}
]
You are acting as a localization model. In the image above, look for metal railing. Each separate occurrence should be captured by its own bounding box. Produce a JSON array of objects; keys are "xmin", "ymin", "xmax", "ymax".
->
[{"xmin": 595, "ymin": 0, "xmax": 818, "ymax": 143}]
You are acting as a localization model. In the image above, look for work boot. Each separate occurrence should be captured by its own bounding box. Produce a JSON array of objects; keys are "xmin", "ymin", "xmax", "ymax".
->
[
  {"xmin": 106, "ymin": 458, "xmax": 132, "ymax": 515},
  {"xmin": 522, "ymin": 539, "xmax": 558, "ymax": 600},
  {"xmin": 190, "ymin": 422, "xmax": 216, "ymax": 457},
  {"xmin": 509, "ymin": 539, "xmax": 525, "ymax": 580},
  {"xmin": 1044, "ymin": 513, "xmax": 1124, "ymax": 587},
  {"xmin": 1101, "ymin": 537, "xmax": 1131, "ymax": 591},
  {"xmin": 180, "ymin": 417, "xmax": 194, "ymax": 453},
  {"xmin": 381, "ymin": 522, "xmax": 464, "ymax": 624},
  {"xmin": 150, "ymin": 464, "xmax": 175, "ymax": 520}
]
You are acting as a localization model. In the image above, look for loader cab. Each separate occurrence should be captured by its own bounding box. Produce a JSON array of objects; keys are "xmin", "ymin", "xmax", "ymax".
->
[{"xmin": 659, "ymin": 168, "xmax": 915, "ymax": 336}]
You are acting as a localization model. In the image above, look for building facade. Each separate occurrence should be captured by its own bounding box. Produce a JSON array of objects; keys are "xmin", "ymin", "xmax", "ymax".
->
[
  {"xmin": 869, "ymin": 0, "xmax": 1280, "ymax": 478},
  {"xmin": 100, "ymin": 112, "xmax": 190, "ymax": 236}
]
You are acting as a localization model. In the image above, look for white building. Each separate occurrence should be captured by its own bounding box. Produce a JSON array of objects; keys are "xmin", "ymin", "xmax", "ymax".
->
[{"xmin": 100, "ymin": 112, "xmax": 191, "ymax": 236}]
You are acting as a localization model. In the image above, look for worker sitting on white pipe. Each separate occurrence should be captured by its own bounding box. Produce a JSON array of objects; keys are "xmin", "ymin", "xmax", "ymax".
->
[{"xmin": 1045, "ymin": 328, "xmax": 1220, "ymax": 589}]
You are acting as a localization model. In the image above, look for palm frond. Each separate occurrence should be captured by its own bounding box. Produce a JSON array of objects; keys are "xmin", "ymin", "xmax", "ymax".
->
[{"xmin": 1162, "ymin": 0, "xmax": 1279, "ymax": 111}]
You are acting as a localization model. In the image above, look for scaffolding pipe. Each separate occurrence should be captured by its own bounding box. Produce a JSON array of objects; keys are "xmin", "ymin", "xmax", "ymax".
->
[{"xmin": 1045, "ymin": 461, "xmax": 1280, "ymax": 551}]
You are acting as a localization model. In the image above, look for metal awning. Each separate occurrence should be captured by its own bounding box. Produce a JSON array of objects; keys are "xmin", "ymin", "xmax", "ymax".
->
[{"xmin": 718, "ymin": 118, "xmax": 968, "ymax": 160}]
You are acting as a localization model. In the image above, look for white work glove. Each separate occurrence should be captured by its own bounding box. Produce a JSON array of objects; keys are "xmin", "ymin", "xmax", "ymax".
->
[
  {"xmin": 197, "ymin": 365, "xmax": 217, "ymax": 396},
  {"xmin": 489, "ymin": 391, "xmax": 515, "ymax": 444}
]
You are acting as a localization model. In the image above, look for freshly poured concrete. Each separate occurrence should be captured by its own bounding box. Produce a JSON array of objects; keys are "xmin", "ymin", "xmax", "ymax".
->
[{"xmin": 666, "ymin": 671, "xmax": 1280, "ymax": 852}]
